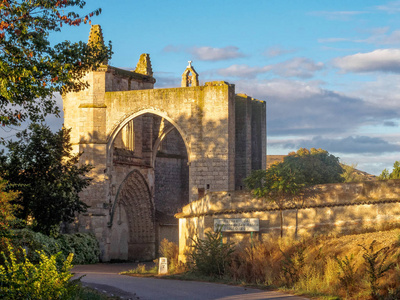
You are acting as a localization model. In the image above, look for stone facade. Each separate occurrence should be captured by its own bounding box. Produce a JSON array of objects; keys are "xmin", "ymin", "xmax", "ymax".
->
[
  {"xmin": 177, "ymin": 180, "xmax": 400, "ymax": 261},
  {"xmin": 62, "ymin": 25, "xmax": 266, "ymax": 261}
]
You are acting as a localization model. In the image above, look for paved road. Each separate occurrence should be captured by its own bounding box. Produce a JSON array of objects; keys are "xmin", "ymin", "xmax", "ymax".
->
[{"xmin": 72, "ymin": 263, "xmax": 309, "ymax": 300}]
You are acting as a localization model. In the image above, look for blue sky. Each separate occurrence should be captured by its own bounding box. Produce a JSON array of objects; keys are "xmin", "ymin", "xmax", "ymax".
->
[{"xmin": 42, "ymin": 0, "xmax": 400, "ymax": 175}]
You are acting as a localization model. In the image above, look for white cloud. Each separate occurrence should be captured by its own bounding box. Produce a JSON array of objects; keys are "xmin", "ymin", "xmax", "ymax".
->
[
  {"xmin": 358, "ymin": 29, "xmax": 400, "ymax": 44},
  {"xmin": 375, "ymin": 1, "xmax": 400, "ymax": 13},
  {"xmin": 272, "ymin": 57, "xmax": 324, "ymax": 78},
  {"xmin": 343, "ymin": 73, "xmax": 400, "ymax": 109},
  {"xmin": 190, "ymin": 46, "xmax": 245, "ymax": 61},
  {"xmin": 218, "ymin": 65, "xmax": 271, "ymax": 79},
  {"xmin": 318, "ymin": 27, "xmax": 400, "ymax": 46},
  {"xmin": 309, "ymin": 10, "xmax": 367, "ymax": 20},
  {"xmin": 318, "ymin": 37, "xmax": 351, "ymax": 43},
  {"xmin": 162, "ymin": 45, "xmax": 184, "ymax": 53},
  {"xmin": 333, "ymin": 49, "xmax": 400, "ymax": 73},
  {"xmin": 264, "ymin": 46, "xmax": 296, "ymax": 57},
  {"xmin": 218, "ymin": 58, "xmax": 323, "ymax": 79},
  {"xmin": 295, "ymin": 135, "xmax": 400, "ymax": 154},
  {"xmin": 235, "ymin": 78, "xmax": 398, "ymax": 137}
]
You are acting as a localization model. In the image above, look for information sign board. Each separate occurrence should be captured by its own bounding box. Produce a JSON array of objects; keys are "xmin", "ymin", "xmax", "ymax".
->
[{"xmin": 214, "ymin": 218, "xmax": 259, "ymax": 232}]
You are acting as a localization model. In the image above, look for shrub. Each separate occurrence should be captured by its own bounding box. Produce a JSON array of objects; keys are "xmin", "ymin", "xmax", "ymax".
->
[
  {"xmin": 11, "ymin": 229, "xmax": 100, "ymax": 265},
  {"xmin": 280, "ymin": 242, "xmax": 306, "ymax": 286},
  {"xmin": 360, "ymin": 240, "xmax": 394, "ymax": 299},
  {"xmin": 335, "ymin": 254, "xmax": 358, "ymax": 297},
  {"xmin": 189, "ymin": 229, "xmax": 235, "ymax": 278},
  {"xmin": 159, "ymin": 238, "xmax": 183, "ymax": 273},
  {"xmin": 229, "ymin": 241, "xmax": 272, "ymax": 284},
  {"xmin": 57, "ymin": 233, "xmax": 100, "ymax": 264},
  {"xmin": 0, "ymin": 243, "xmax": 74, "ymax": 300},
  {"xmin": 11, "ymin": 228, "xmax": 61, "ymax": 264}
]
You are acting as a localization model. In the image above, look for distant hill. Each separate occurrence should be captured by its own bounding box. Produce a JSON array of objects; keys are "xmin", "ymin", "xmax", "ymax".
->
[
  {"xmin": 266, "ymin": 155, "xmax": 286, "ymax": 169},
  {"xmin": 341, "ymin": 164, "xmax": 377, "ymax": 181},
  {"xmin": 266, "ymin": 155, "xmax": 376, "ymax": 181}
]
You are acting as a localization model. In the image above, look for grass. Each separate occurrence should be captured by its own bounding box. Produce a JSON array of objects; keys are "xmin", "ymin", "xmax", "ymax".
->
[
  {"xmin": 120, "ymin": 229, "xmax": 400, "ymax": 299},
  {"xmin": 120, "ymin": 263, "xmax": 158, "ymax": 276}
]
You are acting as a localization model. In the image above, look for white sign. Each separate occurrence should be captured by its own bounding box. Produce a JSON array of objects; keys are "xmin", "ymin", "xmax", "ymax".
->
[
  {"xmin": 214, "ymin": 218, "xmax": 259, "ymax": 232},
  {"xmin": 158, "ymin": 257, "xmax": 168, "ymax": 274}
]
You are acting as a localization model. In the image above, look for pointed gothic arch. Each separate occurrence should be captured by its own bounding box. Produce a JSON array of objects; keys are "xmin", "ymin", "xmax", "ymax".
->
[
  {"xmin": 106, "ymin": 108, "xmax": 190, "ymax": 168},
  {"xmin": 110, "ymin": 169, "xmax": 155, "ymax": 260}
]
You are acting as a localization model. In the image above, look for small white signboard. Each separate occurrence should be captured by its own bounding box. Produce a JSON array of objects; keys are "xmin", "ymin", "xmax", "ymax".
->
[
  {"xmin": 214, "ymin": 218, "xmax": 259, "ymax": 232},
  {"xmin": 158, "ymin": 257, "xmax": 168, "ymax": 274}
]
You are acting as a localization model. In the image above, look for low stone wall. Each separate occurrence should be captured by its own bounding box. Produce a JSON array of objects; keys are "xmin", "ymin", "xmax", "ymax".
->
[{"xmin": 176, "ymin": 180, "xmax": 400, "ymax": 261}]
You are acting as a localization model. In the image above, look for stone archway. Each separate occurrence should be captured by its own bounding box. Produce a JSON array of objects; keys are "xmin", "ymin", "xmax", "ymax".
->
[
  {"xmin": 108, "ymin": 112, "xmax": 189, "ymax": 260},
  {"xmin": 109, "ymin": 169, "xmax": 155, "ymax": 261}
]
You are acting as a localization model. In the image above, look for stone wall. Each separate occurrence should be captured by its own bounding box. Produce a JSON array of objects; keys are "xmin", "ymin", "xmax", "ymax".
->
[
  {"xmin": 177, "ymin": 180, "xmax": 400, "ymax": 261},
  {"xmin": 155, "ymin": 128, "xmax": 189, "ymax": 216},
  {"xmin": 234, "ymin": 94, "xmax": 266, "ymax": 189}
]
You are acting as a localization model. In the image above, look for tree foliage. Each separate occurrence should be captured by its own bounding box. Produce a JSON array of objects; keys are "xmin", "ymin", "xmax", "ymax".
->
[
  {"xmin": 378, "ymin": 161, "xmax": 400, "ymax": 180},
  {"xmin": 244, "ymin": 148, "xmax": 343, "ymax": 237},
  {"xmin": 0, "ymin": 178, "xmax": 19, "ymax": 257},
  {"xmin": 0, "ymin": 178, "xmax": 19, "ymax": 239},
  {"xmin": 0, "ymin": 123, "xmax": 92, "ymax": 235},
  {"xmin": 341, "ymin": 164, "xmax": 366, "ymax": 183},
  {"xmin": 284, "ymin": 148, "xmax": 344, "ymax": 185},
  {"xmin": 0, "ymin": 0, "xmax": 112, "ymax": 126},
  {"xmin": 245, "ymin": 148, "xmax": 344, "ymax": 199},
  {"xmin": 0, "ymin": 243, "xmax": 74, "ymax": 299}
]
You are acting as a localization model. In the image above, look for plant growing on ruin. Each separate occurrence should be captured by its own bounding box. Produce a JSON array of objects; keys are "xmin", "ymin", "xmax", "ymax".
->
[
  {"xmin": 0, "ymin": 0, "xmax": 112, "ymax": 127},
  {"xmin": 189, "ymin": 228, "xmax": 235, "ymax": 278}
]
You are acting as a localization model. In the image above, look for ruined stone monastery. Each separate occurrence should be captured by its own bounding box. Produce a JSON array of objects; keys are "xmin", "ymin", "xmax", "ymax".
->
[{"xmin": 63, "ymin": 25, "xmax": 266, "ymax": 261}]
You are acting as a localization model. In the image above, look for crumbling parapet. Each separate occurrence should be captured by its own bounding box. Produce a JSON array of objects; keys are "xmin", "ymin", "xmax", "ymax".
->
[{"xmin": 135, "ymin": 53, "xmax": 153, "ymax": 76}]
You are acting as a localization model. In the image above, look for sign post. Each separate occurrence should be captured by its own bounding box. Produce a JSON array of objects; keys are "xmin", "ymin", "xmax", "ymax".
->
[{"xmin": 158, "ymin": 257, "xmax": 168, "ymax": 274}]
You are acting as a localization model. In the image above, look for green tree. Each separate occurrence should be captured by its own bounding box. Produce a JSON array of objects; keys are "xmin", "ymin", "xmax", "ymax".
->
[
  {"xmin": 0, "ymin": 123, "xmax": 92, "ymax": 235},
  {"xmin": 378, "ymin": 168, "xmax": 390, "ymax": 180},
  {"xmin": 0, "ymin": 179, "xmax": 19, "ymax": 238},
  {"xmin": 0, "ymin": 0, "xmax": 112, "ymax": 126},
  {"xmin": 244, "ymin": 163, "xmax": 304, "ymax": 237},
  {"xmin": 341, "ymin": 164, "xmax": 365, "ymax": 183},
  {"xmin": 244, "ymin": 148, "xmax": 343, "ymax": 237},
  {"xmin": 284, "ymin": 148, "xmax": 344, "ymax": 185},
  {"xmin": 389, "ymin": 161, "xmax": 400, "ymax": 179},
  {"xmin": 378, "ymin": 161, "xmax": 400, "ymax": 180},
  {"xmin": 0, "ymin": 178, "xmax": 19, "ymax": 256}
]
